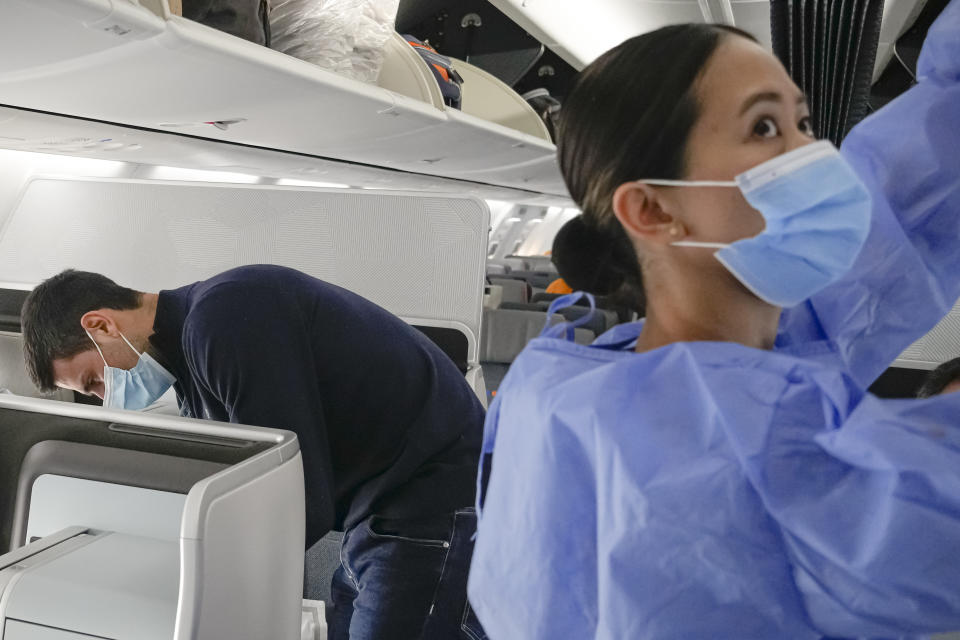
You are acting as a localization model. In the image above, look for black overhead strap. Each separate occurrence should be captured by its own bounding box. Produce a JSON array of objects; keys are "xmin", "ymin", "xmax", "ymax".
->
[{"xmin": 770, "ymin": 0, "xmax": 885, "ymax": 145}]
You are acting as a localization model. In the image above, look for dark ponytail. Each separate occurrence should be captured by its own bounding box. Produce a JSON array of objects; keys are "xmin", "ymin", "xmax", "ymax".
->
[{"xmin": 555, "ymin": 24, "xmax": 756, "ymax": 310}]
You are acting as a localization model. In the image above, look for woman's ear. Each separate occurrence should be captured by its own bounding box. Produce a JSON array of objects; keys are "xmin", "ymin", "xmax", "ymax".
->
[
  {"xmin": 80, "ymin": 310, "xmax": 120, "ymax": 338},
  {"xmin": 612, "ymin": 182, "xmax": 684, "ymax": 245}
]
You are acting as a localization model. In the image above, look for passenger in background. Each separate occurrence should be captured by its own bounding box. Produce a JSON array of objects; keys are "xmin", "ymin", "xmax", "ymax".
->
[
  {"xmin": 549, "ymin": 214, "xmax": 641, "ymax": 306},
  {"xmin": 550, "ymin": 215, "xmax": 644, "ymax": 324},
  {"xmin": 470, "ymin": 2, "xmax": 960, "ymax": 638},
  {"xmin": 918, "ymin": 357, "xmax": 960, "ymax": 398},
  {"xmin": 21, "ymin": 264, "xmax": 486, "ymax": 640},
  {"xmin": 544, "ymin": 277, "xmax": 572, "ymax": 295}
]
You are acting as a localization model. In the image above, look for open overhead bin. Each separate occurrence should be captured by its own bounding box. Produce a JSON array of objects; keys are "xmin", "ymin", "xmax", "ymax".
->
[{"xmin": 0, "ymin": 0, "xmax": 567, "ymax": 197}]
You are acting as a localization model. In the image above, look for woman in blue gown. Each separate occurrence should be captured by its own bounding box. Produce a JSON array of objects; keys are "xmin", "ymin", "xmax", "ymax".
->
[{"xmin": 469, "ymin": 3, "xmax": 960, "ymax": 639}]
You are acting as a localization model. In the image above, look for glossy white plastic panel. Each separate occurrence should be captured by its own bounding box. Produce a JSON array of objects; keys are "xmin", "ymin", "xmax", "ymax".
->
[
  {"xmin": 3, "ymin": 532, "xmax": 179, "ymax": 640},
  {"xmin": 489, "ymin": 0, "xmax": 706, "ymax": 69},
  {"xmin": 377, "ymin": 33, "xmax": 445, "ymax": 109},
  {"xmin": 454, "ymin": 59, "xmax": 551, "ymax": 140},
  {"xmin": 0, "ymin": 177, "xmax": 489, "ymax": 361},
  {"xmin": 0, "ymin": 0, "xmax": 565, "ymax": 195},
  {"xmin": 26, "ymin": 475, "xmax": 187, "ymax": 543},
  {"xmin": 0, "ymin": 394, "xmax": 304, "ymax": 640},
  {"xmin": 0, "ymin": 111, "xmax": 566, "ymax": 206},
  {"xmin": 873, "ymin": 0, "xmax": 929, "ymax": 81},
  {"xmin": 4, "ymin": 619, "xmax": 99, "ymax": 639},
  {"xmin": 177, "ymin": 453, "xmax": 304, "ymax": 640}
]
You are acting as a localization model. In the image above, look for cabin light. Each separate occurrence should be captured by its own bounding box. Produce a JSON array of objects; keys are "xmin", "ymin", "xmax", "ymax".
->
[
  {"xmin": 149, "ymin": 166, "xmax": 260, "ymax": 183},
  {"xmin": 0, "ymin": 148, "xmax": 126, "ymax": 176},
  {"xmin": 276, "ymin": 178, "xmax": 351, "ymax": 188},
  {"xmin": 0, "ymin": 281, "xmax": 34, "ymax": 291}
]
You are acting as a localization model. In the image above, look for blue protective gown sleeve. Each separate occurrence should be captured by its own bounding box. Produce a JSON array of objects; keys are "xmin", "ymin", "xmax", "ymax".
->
[
  {"xmin": 716, "ymin": 374, "xmax": 960, "ymax": 637},
  {"xmin": 777, "ymin": 0, "xmax": 960, "ymax": 388}
]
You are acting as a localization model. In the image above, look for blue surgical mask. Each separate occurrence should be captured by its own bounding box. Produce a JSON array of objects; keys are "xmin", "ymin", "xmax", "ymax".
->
[
  {"xmin": 85, "ymin": 330, "xmax": 175, "ymax": 411},
  {"xmin": 642, "ymin": 140, "xmax": 872, "ymax": 307}
]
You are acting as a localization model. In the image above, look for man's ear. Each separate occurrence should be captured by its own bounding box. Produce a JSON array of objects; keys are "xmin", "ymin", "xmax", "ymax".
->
[
  {"xmin": 612, "ymin": 182, "xmax": 685, "ymax": 245},
  {"xmin": 80, "ymin": 310, "xmax": 120, "ymax": 338}
]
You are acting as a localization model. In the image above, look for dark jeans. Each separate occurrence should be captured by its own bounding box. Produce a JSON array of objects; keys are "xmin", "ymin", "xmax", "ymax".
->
[{"xmin": 330, "ymin": 507, "xmax": 486, "ymax": 640}]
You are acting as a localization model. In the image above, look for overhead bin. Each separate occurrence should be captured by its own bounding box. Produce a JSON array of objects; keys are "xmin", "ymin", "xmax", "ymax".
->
[
  {"xmin": 377, "ymin": 34, "xmax": 551, "ymax": 140},
  {"xmin": 0, "ymin": 0, "xmax": 567, "ymax": 197},
  {"xmin": 377, "ymin": 33, "xmax": 447, "ymax": 110},
  {"xmin": 453, "ymin": 58, "xmax": 552, "ymax": 140},
  {"xmin": 0, "ymin": 109, "xmax": 557, "ymax": 204}
]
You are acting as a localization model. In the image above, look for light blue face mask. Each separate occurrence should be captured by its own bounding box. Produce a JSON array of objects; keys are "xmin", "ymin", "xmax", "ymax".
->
[
  {"xmin": 85, "ymin": 330, "xmax": 175, "ymax": 411},
  {"xmin": 642, "ymin": 140, "xmax": 872, "ymax": 307}
]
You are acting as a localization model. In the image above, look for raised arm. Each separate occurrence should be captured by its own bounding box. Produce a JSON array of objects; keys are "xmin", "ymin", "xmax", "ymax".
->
[
  {"xmin": 777, "ymin": 0, "xmax": 960, "ymax": 388},
  {"xmin": 723, "ymin": 377, "xmax": 960, "ymax": 636}
]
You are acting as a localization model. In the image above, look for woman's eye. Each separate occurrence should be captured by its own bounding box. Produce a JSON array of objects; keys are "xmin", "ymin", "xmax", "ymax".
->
[
  {"xmin": 753, "ymin": 116, "xmax": 780, "ymax": 138},
  {"xmin": 799, "ymin": 116, "xmax": 815, "ymax": 137}
]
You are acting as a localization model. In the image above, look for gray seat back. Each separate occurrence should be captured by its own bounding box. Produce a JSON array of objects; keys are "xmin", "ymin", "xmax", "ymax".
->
[
  {"xmin": 0, "ymin": 332, "xmax": 71, "ymax": 401},
  {"xmin": 488, "ymin": 278, "xmax": 529, "ymax": 304},
  {"xmin": 481, "ymin": 308, "xmax": 593, "ymax": 364}
]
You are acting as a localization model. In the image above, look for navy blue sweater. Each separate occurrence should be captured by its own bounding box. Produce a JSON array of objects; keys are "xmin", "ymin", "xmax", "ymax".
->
[{"xmin": 148, "ymin": 265, "xmax": 485, "ymax": 546}]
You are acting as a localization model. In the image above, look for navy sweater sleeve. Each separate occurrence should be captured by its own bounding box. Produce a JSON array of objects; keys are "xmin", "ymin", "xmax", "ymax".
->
[{"xmin": 180, "ymin": 282, "xmax": 336, "ymax": 543}]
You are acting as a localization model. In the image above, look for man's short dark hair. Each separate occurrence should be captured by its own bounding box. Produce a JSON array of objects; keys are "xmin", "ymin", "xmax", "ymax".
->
[
  {"xmin": 917, "ymin": 356, "xmax": 960, "ymax": 398},
  {"xmin": 21, "ymin": 270, "xmax": 141, "ymax": 392}
]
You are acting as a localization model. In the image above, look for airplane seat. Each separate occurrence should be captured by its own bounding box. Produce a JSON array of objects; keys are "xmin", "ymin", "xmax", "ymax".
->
[
  {"xmin": 498, "ymin": 257, "xmax": 528, "ymax": 272},
  {"xmin": 0, "ymin": 331, "xmax": 72, "ymax": 402},
  {"xmin": 501, "ymin": 271, "xmax": 556, "ymax": 290},
  {"xmin": 480, "ymin": 307, "xmax": 594, "ymax": 399},
  {"xmin": 8, "ymin": 440, "xmax": 228, "ymax": 551},
  {"xmin": 532, "ymin": 292, "xmax": 636, "ymax": 324},
  {"xmin": 514, "ymin": 256, "xmax": 558, "ymax": 275},
  {"xmin": 413, "ymin": 325, "xmax": 469, "ymax": 375},
  {"xmin": 0, "ymin": 289, "xmax": 25, "ymax": 333},
  {"xmin": 485, "ymin": 263, "xmax": 510, "ymax": 276},
  {"xmin": 484, "ymin": 284, "xmax": 504, "ymax": 309},
  {"xmin": 0, "ymin": 289, "xmax": 70, "ymax": 402},
  {"xmin": 498, "ymin": 302, "xmax": 617, "ymax": 336},
  {"xmin": 489, "ymin": 278, "xmax": 531, "ymax": 304},
  {"xmin": 0, "ymin": 398, "xmax": 304, "ymax": 640}
]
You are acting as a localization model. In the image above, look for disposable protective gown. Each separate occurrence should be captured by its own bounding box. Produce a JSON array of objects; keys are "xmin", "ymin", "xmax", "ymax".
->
[{"xmin": 468, "ymin": 3, "xmax": 960, "ymax": 638}]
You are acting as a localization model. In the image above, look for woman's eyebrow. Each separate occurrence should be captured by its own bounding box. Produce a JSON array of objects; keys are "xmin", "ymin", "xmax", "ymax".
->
[{"xmin": 739, "ymin": 91, "xmax": 808, "ymax": 115}]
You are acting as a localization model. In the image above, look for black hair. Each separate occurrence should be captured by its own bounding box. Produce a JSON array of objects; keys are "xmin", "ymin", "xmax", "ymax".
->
[
  {"xmin": 917, "ymin": 357, "xmax": 960, "ymax": 398},
  {"xmin": 552, "ymin": 216, "xmax": 640, "ymax": 297},
  {"xmin": 555, "ymin": 23, "xmax": 757, "ymax": 309},
  {"xmin": 22, "ymin": 269, "xmax": 142, "ymax": 392}
]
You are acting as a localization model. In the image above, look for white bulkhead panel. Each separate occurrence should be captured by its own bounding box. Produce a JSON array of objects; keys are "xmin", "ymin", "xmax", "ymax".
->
[{"xmin": 0, "ymin": 177, "xmax": 489, "ymax": 362}]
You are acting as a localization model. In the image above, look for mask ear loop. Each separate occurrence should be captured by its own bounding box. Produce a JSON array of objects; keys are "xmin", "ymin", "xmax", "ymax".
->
[
  {"xmin": 84, "ymin": 329, "xmax": 109, "ymax": 366},
  {"xmin": 85, "ymin": 330, "xmax": 142, "ymax": 363},
  {"xmin": 638, "ymin": 179, "xmax": 738, "ymax": 249},
  {"xmin": 672, "ymin": 241, "xmax": 730, "ymax": 249},
  {"xmin": 640, "ymin": 179, "xmax": 737, "ymax": 188},
  {"xmin": 117, "ymin": 331, "xmax": 143, "ymax": 358}
]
